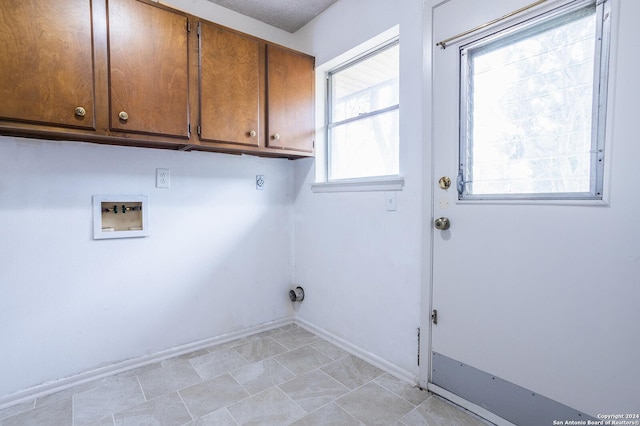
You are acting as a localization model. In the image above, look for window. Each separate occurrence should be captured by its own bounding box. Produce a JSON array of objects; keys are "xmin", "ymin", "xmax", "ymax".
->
[
  {"xmin": 459, "ymin": 0, "xmax": 610, "ymax": 200},
  {"xmin": 327, "ymin": 40, "xmax": 399, "ymax": 181}
]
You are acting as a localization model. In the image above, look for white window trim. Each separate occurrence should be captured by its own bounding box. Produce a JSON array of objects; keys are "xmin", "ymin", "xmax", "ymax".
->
[
  {"xmin": 311, "ymin": 176, "xmax": 404, "ymax": 193},
  {"xmin": 312, "ymin": 25, "xmax": 400, "ymax": 193}
]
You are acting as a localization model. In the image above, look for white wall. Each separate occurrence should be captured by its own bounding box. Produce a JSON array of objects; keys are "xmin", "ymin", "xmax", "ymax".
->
[
  {"xmin": 0, "ymin": 0, "xmax": 307, "ymax": 400},
  {"xmin": 0, "ymin": 137, "xmax": 295, "ymax": 398},
  {"xmin": 293, "ymin": 0, "xmax": 426, "ymax": 380}
]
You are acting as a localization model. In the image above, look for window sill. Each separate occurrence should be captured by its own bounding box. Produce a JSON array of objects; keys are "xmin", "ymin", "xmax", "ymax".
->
[{"xmin": 311, "ymin": 176, "xmax": 404, "ymax": 193}]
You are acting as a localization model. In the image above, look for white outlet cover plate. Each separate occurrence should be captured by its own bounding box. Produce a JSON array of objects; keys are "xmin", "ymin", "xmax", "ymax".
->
[{"xmin": 156, "ymin": 168, "xmax": 170, "ymax": 188}]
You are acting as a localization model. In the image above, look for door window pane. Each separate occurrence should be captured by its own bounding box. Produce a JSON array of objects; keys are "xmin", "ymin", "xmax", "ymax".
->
[{"xmin": 460, "ymin": 2, "xmax": 609, "ymax": 199}]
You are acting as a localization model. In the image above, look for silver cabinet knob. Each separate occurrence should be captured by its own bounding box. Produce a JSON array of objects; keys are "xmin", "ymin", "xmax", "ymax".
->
[
  {"xmin": 74, "ymin": 106, "xmax": 86, "ymax": 117},
  {"xmin": 272, "ymin": 133, "xmax": 280, "ymax": 141},
  {"xmin": 118, "ymin": 111, "xmax": 129, "ymax": 121},
  {"xmin": 249, "ymin": 130, "xmax": 257, "ymax": 137}
]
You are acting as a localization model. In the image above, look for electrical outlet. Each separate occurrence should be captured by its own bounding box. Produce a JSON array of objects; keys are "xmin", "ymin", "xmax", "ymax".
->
[
  {"xmin": 156, "ymin": 168, "xmax": 170, "ymax": 188},
  {"xmin": 256, "ymin": 175, "xmax": 265, "ymax": 190}
]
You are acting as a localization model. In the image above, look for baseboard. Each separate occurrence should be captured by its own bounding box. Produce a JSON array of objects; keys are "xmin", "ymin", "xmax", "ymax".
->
[
  {"xmin": 0, "ymin": 316, "xmax": 294, "ymax": 410},
  {"xmin": 294, "ymin": 317, "xmax": 417, "ymax": 386}
]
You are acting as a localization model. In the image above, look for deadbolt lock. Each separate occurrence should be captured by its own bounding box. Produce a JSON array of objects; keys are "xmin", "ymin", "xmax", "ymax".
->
[
  {"xmin": 434, "ymin": 217, "xmax": 451, "ymax": 231},
  {"xmin": 438, "ymin": 176, "xmax": 451, "ymax": 190}
]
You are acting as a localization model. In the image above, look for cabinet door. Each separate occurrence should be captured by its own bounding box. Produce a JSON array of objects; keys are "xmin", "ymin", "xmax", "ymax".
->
[
  {"xmin": 0, "ymin": 1, "xmax": 95, "ymax": 129},
  {"xmin": 266, "ymin": 45, "xmax": 315, "ymax": 153},
  {"xmin": 107, "ymin": 0, "xmax": 189, "ymax": 138},
  {"xmin": 199, "ymin": 23, "xmax": 261, "ymax": 147}
]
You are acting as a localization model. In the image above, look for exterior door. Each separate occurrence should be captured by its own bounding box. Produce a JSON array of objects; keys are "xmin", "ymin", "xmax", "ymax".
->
[{"xmin": 428, "ymin": 0, "xmax": 638, "ymax": 424}]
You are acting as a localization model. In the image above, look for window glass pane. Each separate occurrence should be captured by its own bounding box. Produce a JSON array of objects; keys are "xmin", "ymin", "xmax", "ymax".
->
[
  {"xmin": 331, "ymin": 44, "xmax": 399, "ymax": 123},
  {"xmin": 329, "ymin": 109, "xmax": 399, "ymax": 180},
  {"xmin": 464, "ymin": 5, "xmax": 598, "ymax": 196}
]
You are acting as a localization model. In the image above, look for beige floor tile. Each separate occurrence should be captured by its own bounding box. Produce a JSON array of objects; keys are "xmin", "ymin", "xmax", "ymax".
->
[
  {"xmin": 137, "ymin": 359, "xmax": 202, "ymax": 399},
  {"xmin": 279, "ymin": 369, "xmax": 349, "ymax": 413},
  {"xmin": 274, "ymin": 345, "xmax": 332, "ymax": 376},
  {"xmin": 336, "ymin": 382, "xmax": 414, "ymax": 425},
  {"xmin": 290, "ymin": 402, "xmax": 363, "ymax": 426},
  {"xmin": 374, "ymin": 374, "xmax": 430, "ymax": 406},
  {"xmin": 189, "ymin": 349, "xmax": 249, "ymax": 380},
  {"xmin": 73, "ymin": 376, "xmax": 145, "ymax": 425},
  {"xmin": 233, "ymin": 337, "xmax": 288, "ymax": 363},
  {"xmin": 1, "ymin": 325, "xmax": 487, "ymax": 426},
  {"xmin": 0, "ymin": 398, "xmax": 72, "ymax": 426},
  {"xmin": 310, "ymin": 340, "xmax": 349, "ymax": 360},
  {"xmin": 180, "ymin": 374, "xmax": 249, "ymax": 419},
  {"xmin": 399, "ymin": 395, "xmax": 487, "ymax": 426},
  {"xmin": 321, "ymin": 355, "xmax": 384, "ymax": 390},
  {"xmin": 271, "ymin": 327, "xmax": 319, "ymax": 350},
  {"xmin": 227, "ymin": 387, "xmax": 306, "ymax": 425},
  {"xmin": 231, "ymin": 358, "xmax": 295, "ymax": 395},
  {"xmin": 113, "ymin": 392, "xmax": 191, "ymax": 426},
  {"xmin": 187, "ymin": 408, "xmax": 237, "ymax": 425}
]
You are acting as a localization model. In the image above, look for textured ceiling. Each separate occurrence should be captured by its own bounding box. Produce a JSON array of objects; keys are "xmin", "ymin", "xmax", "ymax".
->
[{"xmin": 206, "ymin": 0, "xmax": 339, "ymax": 33}]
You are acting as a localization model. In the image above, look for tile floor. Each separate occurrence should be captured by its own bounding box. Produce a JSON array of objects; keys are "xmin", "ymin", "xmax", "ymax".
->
[{"xmin": 0, "ymin": 324, "xmax": 488, "ymax": 426}]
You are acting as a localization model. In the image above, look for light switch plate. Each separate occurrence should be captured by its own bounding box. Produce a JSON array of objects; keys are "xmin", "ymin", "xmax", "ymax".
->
[{"xmin": 386, "ymin": 192, "xmax": 397, "ymax": 211}]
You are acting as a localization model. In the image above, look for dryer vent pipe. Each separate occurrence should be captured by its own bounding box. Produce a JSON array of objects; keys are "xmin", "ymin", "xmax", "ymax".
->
[{"xmin": 289, "ymin": 286, "xmax": 304, "ymax": 302}]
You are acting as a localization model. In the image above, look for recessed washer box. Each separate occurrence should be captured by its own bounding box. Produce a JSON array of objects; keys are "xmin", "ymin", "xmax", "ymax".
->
[{"xmin": 92, "ymin": 195, "xmax": 149, "ymax": 240}]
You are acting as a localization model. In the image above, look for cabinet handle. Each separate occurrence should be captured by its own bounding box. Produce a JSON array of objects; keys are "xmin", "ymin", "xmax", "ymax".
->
[
  {"xmin": 118, "ymin": 111, "xmax": 129, "ymax": 121},
  {"xmin": 249, "ymin": 130, "xmax": 257, "ymax": 137},
  {"xmin": 74, "ymin": 106, "xmax": 86, "ymax": 117},
  {"xmin": 272, "ymin": 133, "xmax": 280, "ymax": 141}
]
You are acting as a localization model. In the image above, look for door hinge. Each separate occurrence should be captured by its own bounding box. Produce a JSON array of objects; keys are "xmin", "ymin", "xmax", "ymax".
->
[
  {"xmin": 188, "ymin": 123, "xmax": 191, "ymax": 136},
  {"xmin": 417, "ymin": 327, "xmax": 421, "ymax": 366},
  {"xmin": 187, "ymin": 21, "xmax": 191, "ymax": 33},
  {"xmin": 431, "ymin": 309, "xmax": 438, "ymax": 325},
  {"xmin": 197, "ymin": 125, "xmax": 201, "ymax": 136},
  {"xmin": 197, "ymin": 22, "xmax": 201, "ymax": 37}
]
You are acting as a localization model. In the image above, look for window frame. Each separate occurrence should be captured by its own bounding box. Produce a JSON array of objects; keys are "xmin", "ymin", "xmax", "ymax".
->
[
  {"xmin": 457, "ymin": 0, "xmax": 611, "ymax": 201},
  {"xmin": 326, "ymin": 38, "xmax": 400, "ymax": 182}
]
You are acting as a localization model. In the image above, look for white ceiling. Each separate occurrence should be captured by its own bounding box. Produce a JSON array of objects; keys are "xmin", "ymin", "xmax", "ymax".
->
[{"xmin": 206, "ymin": 0, "xmax": 339, "ymax": 33}]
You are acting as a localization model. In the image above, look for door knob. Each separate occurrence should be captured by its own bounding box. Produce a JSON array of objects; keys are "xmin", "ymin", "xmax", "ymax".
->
[
  {"xmin": 438, "ymin": 176, "xmax": 451, "ymax": 190},
  {"xmin": 118, "ymin": 111, "xmax": 129, "ymax": 121},
  {"xmin": 434, "ymin": 217, "xmax": 451, "ymax": 230}
]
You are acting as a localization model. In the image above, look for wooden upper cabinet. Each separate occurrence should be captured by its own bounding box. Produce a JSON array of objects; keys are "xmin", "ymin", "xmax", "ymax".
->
[
  {"xmin": 107, "ymin": 0, "xmax": 190, "ymax": 138},
  {"xmin": 198, "ymin": 23, "xmax": 261, "ymax": 147},
  {"xmin": 266, "ymin": 45, "xmax": 315, "ymax": 153},
  {"xmin": 0, "ymin": 1, "xmax": 95, "ymax": 130}
]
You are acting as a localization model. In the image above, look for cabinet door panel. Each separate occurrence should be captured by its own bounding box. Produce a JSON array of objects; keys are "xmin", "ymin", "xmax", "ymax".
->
[
  {"xmin": 107, "ymin": 0, "xmax": 189, "ymax": 138},
  {"xmin": 0, "ymin": 1, "xmax": 95, "ymax": 129},
  {"xmin": 266, "ymin": 45, "xmax": 314, "ymax": 153},
  {"xmin": 199, "ymin": 23, "xmax": 261, "ymax": 146}
]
